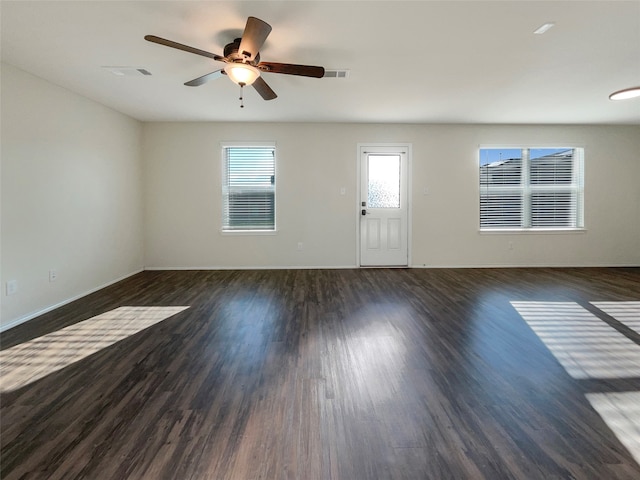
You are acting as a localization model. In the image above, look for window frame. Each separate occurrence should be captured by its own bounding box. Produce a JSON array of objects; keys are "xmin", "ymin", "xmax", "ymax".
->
[
  {"xmin": 220, "ymin": 142, "xmax": 277, "ymax": 235},
  {"xmin": 479, "ymin": 146, "xmax": 585, "ymax": 233}
]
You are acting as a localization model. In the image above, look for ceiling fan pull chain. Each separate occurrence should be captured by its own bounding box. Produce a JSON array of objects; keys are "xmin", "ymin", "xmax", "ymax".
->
[{"xmin": 239, "ymin": 83, "xmax": 245, "ymax": 108}]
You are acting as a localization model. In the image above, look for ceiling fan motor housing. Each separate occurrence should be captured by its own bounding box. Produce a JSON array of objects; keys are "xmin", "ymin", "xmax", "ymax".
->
[
  {"xmin": 223, "ymin": 39, "xmax": 260, "ymax": 64},
  {"xmin": 223, "ymin": 39, "xmax": 241, "ymax": 57}
]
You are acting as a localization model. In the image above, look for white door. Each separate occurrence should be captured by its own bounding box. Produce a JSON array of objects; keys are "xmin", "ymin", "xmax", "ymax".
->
[{"xmin": 359, "ymin": 145, "xmax": 409, "ymax": 266}]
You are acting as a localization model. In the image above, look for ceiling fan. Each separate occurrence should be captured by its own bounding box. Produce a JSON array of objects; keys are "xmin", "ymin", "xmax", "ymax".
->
[{"xmin": 145, "ymin": 16, "xmax": 325, "ymax": 105}]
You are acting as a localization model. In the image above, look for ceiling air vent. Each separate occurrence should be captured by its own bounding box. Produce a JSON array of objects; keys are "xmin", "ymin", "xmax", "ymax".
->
[
  {"xmin": 102, "ymin": 66, "xmax": 152, "ymax": 76},
  {"xmin": 323, "ymin": 69, "xmax": 350, "ymax": 79}
]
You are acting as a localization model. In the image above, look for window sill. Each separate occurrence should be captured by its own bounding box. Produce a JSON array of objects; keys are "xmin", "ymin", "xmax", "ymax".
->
[
  {"xmin": 479, "ymin": 228, "xmax": 586, "ymax": 235},
  {"xmin": 221, "ymin": 230, "xmax": 278, "ymax": 236}
]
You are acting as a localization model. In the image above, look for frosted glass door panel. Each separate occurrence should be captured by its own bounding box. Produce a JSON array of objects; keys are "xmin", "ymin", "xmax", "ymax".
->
[{"xmin": 368, "ymin": 155, "xmax": 400, "ymax": 208}]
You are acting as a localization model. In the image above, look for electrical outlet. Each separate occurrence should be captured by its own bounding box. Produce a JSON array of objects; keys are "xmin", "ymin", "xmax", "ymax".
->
[
  {"xmin": 297, "ymin": 242, "xmax": 303, "ymax": 251},
  {"xmin": 6, "ymin": 280, "xmax": 17, "ymax": 296},
  {"xmin": 508, "ymin": 241, "xmax": 514, "ymax": 250},
  {"xmin": 49, "ymin": 270, "xmax": 58, "ymax": 282}
]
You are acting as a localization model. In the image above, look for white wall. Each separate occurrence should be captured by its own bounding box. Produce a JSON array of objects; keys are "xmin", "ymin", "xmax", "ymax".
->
[
  {"xmin": 2, "ymin": 65, "xmax": 637, "ymax": 330},
  {"xmin": 1, "ymin": 64, "xmax": 144, "ymax": 329},
  {"xmin": 143, "ymin": 122, "xmax": 640, "ymax": 269}
]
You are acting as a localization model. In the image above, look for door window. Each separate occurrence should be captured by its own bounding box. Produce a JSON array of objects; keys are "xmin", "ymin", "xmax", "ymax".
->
[{"xmin": 367, "ymin": 155, "xmax": 401, "ymax": 208}]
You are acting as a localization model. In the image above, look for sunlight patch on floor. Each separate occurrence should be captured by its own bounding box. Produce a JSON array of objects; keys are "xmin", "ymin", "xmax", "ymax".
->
[
  {"xmin": 586, "ymin": 392, "xmax": 640, "ymax": 465},
  {"xmin": 510, "ymin": 301, "xmax": 640, "ymax": 380},
  {"xmin": 513, "ymin": 300, "xmax": 640, "ymax": 468},
  {"xmin": 592, "ymin": 301, "xmax": 640, "ymax": 335},
  {"xmin": 0, "ymin": 306, "xmax": 189, "ymax": 392}
]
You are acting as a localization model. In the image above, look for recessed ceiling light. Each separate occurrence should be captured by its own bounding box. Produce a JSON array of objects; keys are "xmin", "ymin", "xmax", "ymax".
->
[
  {"xmin": 534, "ymin": 22, "xmax": 555, "ymax": 34},
  {"xmin": 609, "ymin": 87, "xmax": 640, "ymax": 100}
]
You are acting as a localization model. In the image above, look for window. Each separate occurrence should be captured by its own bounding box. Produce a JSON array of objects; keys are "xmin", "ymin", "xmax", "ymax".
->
[
  {"xmin": 480, "ymin": 147, "xmax": 584, "ymax": 230},
  {"xmin": 222, "ymin": 144, "xmax": 275, "ymax": 232}
]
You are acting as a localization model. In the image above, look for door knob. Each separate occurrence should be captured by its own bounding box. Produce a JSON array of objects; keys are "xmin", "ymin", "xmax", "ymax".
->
[{"xmin": 361, "ymin": 209, "xmax": 367, "ymax": 216}]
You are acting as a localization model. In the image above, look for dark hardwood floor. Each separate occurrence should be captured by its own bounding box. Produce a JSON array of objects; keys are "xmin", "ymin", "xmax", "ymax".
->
[{"xmin": 1, "ymin": 267, "xmax": 640, "ymax": 479}]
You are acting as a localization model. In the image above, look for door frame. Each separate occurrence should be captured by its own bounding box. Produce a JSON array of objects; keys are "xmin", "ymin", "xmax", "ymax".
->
[{"xmin": 356, "ymin": 143, "xmax": 412, "ymax": 267}]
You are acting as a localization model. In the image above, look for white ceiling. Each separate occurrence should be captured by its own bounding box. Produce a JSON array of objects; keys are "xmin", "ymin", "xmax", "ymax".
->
[{"xmin": 2, "ymin": 0, "xmax": 639, "ymax": 124}]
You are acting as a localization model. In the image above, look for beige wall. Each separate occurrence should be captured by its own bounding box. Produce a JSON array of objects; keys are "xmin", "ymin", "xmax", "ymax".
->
[
  {"xmin": 2, "ymin": 63, "xmax": 638, "ymax": 329},
  {"xmin": 143, "ymin": 122, "xmax": 640, "ymax": 269},
  {"xmin": 1, "ymin": 64, "xmax": 144, "ymax": 329}
]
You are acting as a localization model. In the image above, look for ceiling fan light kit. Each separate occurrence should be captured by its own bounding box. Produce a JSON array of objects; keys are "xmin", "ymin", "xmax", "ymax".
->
[
  {"xmin": 224, "ymin": 63, "xmax": 260, "ymax": 86},
  {"xmin": 145, "ymin": 16, "xmax": 325, "ymax": 107}
]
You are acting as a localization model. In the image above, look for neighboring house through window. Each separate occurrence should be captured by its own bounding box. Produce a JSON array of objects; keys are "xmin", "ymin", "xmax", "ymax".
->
[
  {"xmin": 480, "ymin": 147, "xmax": 584, "ymax": 230},
  {"xmin": 222, "ymin": 143, "xmax": 276, "ymax": 232}
]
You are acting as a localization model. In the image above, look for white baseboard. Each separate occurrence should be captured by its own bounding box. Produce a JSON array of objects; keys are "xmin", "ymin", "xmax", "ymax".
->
[
  {"xmin": 410, "ymin": 263, "xmax": 640, "ymax": 268},
  {"xmin": 143, "ymin": 265, "xmax": 359, "ymax": 271},
  {"xmin": 0, "ymin": 269, "xmax": 144, "ymax": 333},
  {"xmin": 147, "ymin": 263, "xmax": 638, "ymax": 271}
]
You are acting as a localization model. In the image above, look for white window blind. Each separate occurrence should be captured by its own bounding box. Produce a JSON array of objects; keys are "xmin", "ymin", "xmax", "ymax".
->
[
  {"xmin": 480, "ymin": 148, "xmax": 583, "ymax": 230},
  {"xmin": 222, "ymin": 145, "xmax": 275, "ymax": 231}
]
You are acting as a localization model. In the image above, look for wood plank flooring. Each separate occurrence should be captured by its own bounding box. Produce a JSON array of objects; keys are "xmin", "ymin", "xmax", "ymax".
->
[{"xmin": 1, "ymin": 267, "xmax": 640, "ymax": 479}]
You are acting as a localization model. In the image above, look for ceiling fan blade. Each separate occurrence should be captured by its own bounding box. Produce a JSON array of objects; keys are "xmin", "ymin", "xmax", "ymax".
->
[
  {"xmin": 257, "ymin": 62, "xmax": 325, "ymax": 78},
  {"xmin": 184, "ymin": 70, "xmax": 224, "ymax": 87},
  {"xmin": 144, "ymin": 35, "xmax": 224, "ymax": 61},
  {"xmin": 238, "ymin": 17, "xmax": 272, "ymax": 61},
  {"xmin": 252, "ymin": 76, "xmax": 277, "ymax": 100}
]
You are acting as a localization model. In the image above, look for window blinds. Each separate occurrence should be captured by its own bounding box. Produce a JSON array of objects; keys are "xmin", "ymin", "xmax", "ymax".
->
[
  {"xmin": 480, "ymin": 156, "xmax": 523, "ymax": 227},
  {"xmin": 480, "ymin": 148, "xmax": 583, "ymax": 230},
  {"xmin": 222, "ymin": 146, "xmax": 275, "ymax": 231}
]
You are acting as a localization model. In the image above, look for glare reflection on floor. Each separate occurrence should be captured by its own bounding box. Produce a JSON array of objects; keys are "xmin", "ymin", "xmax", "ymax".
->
[
  {"xmin": 592, "ymin": 301, "xmax": 640, "ymax": 335},
  {"xmin": 587, "ymin": 392, "xmax": 640, "ymax": 465},
  {"xmin": 335, "ymin": 305, "xmax": 408, "ymax": 405},
  {"xmin": 0, "ymin": 306, "xmax": 189, "ymax": 392},
  {"xmin": 510, "ymin": 301, "xmax": 640, "ymax": 380}
]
